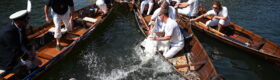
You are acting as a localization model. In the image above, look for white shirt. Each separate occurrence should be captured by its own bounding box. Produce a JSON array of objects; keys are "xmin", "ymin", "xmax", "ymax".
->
[
  {"xmin": 151, "ymin": 6, "xmax": 176, "ymax": 20},
  {"xmin": 151, "ymin": 19, "xmax": 165, "ymax": 37},
  {"xmin": 163, "ymin": 18, "xmax": 184, "ymax": 47},
  {"xmin": 181, "ymin": 0, "xmax": 198, "ymax": 16},
  {"xmin": 96, "ymin": 0, "xmax": 105, "ymax": 5},
  {"xmin": 206, "ymin": 6, "xmax": 229, "ymax": 19}
]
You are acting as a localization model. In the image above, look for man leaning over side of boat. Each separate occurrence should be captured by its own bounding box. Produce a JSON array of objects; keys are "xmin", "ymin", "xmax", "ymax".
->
[
  {"xmin": 44, "ymin": 0, "xmax": 75, "ymax": 50},
  {"xmin": 152, "ymin": 8, "xmax": 184, "ymax": 59},
  {"xmin": 141, "ymin": 6, "xmax": 184, "ymax": 59},
  {"xmin": 190, "ymin": 1, "xmax": 230, "ymax": 31},
  {"xmin": 0, "ymin": 10, "xmax": 39, "ymax": 79}
]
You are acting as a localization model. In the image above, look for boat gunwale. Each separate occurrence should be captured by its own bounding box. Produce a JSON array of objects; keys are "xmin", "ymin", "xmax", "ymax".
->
[
  {"xmin": 179, "ymin": 15, "xmax": 280, "ymax": 63},
  {"xmin": 3, "ymin": 3, "xmax": 117, "ymax": 80}
]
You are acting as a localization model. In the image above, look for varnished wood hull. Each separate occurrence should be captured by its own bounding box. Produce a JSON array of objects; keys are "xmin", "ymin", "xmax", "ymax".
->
[
  {"xmin": 130, "ymin": 3, "xmax": 219, "ymax": 80},
  {"xmin": 179, "ymin": 15, "xmax": 280, "ymax": 64},
  {"xmin": 3, "ymin": 3, "xmax": 115, "ymax": 80}
]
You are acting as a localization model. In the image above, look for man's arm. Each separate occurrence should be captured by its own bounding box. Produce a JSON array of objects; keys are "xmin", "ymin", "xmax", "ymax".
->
[
  {"xmin": 151, "ymin": 36, "xmax": 171, "ymax": 40},
  {"xmin": 191, "ymin": 13, "xmax": 208, "ymax": 21},
  {"xmin": 70, "ymin": 6, "xmax": 75, "ymax": 16},
  {"xmin": 214, "ymin": 7, "xmax": 228, "ymax": 20},
  {"xmin": 44, "ymin": 5, "xmax": 51, "ymax": 23},
  {"xmin": 176, "ymin": 2, "xmax": 190, "ymax": 8},
  {"xmin": 69, "ymin": 0, "xmax": 75, "ymax": 16}
]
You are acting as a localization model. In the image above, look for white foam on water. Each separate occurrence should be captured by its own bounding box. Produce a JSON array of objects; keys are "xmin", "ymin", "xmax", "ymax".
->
[
  {"xmin": 80, "ymin": 50, "xmax": 100, "ymax": 76},
  {"xmin": 134, "ymin": 44, "xmax": 156, "ymax": 65},
  {"xmin": 154, "ymin": 74, "xmax": 185, "ymax": 80},
  {"xmin": 96, "ymin": 65, "xmax": 140, "ymax": 80},
  {"xmin": 135, "ymin": 42, "xmax": 173, "ymax": 73},
  {"xmin": 80, "ymin": 42, "xmax": 184, "ymax": 80},
  {"xmin": 79, "ymin": 46, "xmax": 141, "ymax": 80}
]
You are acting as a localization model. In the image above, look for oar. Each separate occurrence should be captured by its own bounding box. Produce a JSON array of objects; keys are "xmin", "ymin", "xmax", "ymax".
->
[
  {"xmin": 175, "ymin": 60, "xmax": 206, "ymax": 69},
  {"xmin": 182, "ymin": 15, "xmax": 250, "ymax": 46}
]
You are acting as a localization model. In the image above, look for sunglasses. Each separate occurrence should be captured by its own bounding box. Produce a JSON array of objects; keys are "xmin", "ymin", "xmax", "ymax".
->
[{"xmin": 212, "ymin": 7, "xmax": 219, "ymax": 9}]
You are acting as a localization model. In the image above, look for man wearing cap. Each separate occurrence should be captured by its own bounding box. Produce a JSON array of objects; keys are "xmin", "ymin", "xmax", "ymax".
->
[
  {"xmin": 0, "ymin": 10, "xmax": 30, "ymax": 75},
  {"xmin": 150, "ymin": 8, "xmax": 184, "ymax": 59},
  {"xmin": 44, "ymin": 0, "xmax": 75, "ymax": 50}
]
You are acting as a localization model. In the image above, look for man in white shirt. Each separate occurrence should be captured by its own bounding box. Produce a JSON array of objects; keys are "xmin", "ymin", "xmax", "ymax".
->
[
  {"xmin": 150, "ymin": 8, "xmax": 184, "ymax": 59},
  {"xmin": 148, "ymin": 1, "xmax": 176, "ymax": 35},
  {"xmin": 151, "ymin": 1, "xmax": 176, "ymax": 21},
  {"xmin": 176, "ymin": 0, "xmax": 198, "ymax": 18},
  {"xmin": 140, "ymin": 0, "xmax": 154, "ymax": 16},
  {"xmin": 191, "ymin": 1, "xmax": 230, "ymax": 31}
]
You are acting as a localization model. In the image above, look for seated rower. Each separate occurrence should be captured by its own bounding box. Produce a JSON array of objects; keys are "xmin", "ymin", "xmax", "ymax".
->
[
  {"xmin": 191, "ymin": 1, "xmax": 230, "ymax": 31},
  {"xmin": 140, "ymin": 0, "xmax": 154, "ymax": 16},
  {"xmin": 0, "ymin": 10, "xmax": 35, "ymax": 77},
  {"xmin": 175, "ymin": 0, "xmax": 199, "ymax": 18},
  {"xmin": 150, "ymin": 8, "xmax": 184, "ymax": 59},
  {"xmin": 96, "ymin": 0, "xmax": 108, "ymax": 15}
]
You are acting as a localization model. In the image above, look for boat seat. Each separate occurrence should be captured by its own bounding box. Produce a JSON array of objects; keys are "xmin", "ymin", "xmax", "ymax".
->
[
  {"xmin": 48, "ymin": 27, "xmax": 68, "ymax": 34},
  {"xmin": 3, "ymin": 73, "xmax": 15, "ymax": 80},
  {"xmin": 82, "ymin": 17, "xmax": 97, "ymax": 23},
  {"xmin": 37, "ymin": 52, "xmax": 54, "ymax": 60},
  {"xmin": 48, "ymin": 26, "xmax": 81, "ymax": 40}
]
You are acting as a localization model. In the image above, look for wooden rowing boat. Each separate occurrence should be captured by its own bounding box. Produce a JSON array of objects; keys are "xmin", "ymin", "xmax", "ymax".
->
[
  {"xmin": 179, "ymin": 14, "xmax": 280, "ymax": 64},
  {"xmin": 128, "ymin": 3, "xmax": 220, "ymax": 80},
  {"xmin": 2, "ymin": 3, "xmax": 115, "ymax": 80}
]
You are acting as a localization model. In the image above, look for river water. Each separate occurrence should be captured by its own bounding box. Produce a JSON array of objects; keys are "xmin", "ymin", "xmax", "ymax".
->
[{"xmin": 0, "ymin": 0, "xmax": 279, "ymax": 80}]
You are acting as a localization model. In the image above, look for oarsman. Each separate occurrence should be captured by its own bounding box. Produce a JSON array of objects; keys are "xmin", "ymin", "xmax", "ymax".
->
[
  {"xmin": 44, "ymin": 0, "xmax": 75, "ymax": 50},
  {"xmin": 191, "ymin": 1, "xmax": 230, "ymax": 31},
  {"xmin": 175, "ymin": 0, "xmax": 199, "ymax": 18}
]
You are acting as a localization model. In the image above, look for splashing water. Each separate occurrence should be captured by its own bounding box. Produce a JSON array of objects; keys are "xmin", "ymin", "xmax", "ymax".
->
[{"xmin": 79, "ymin": 42, "xmax": 184, "ymax": 80}]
